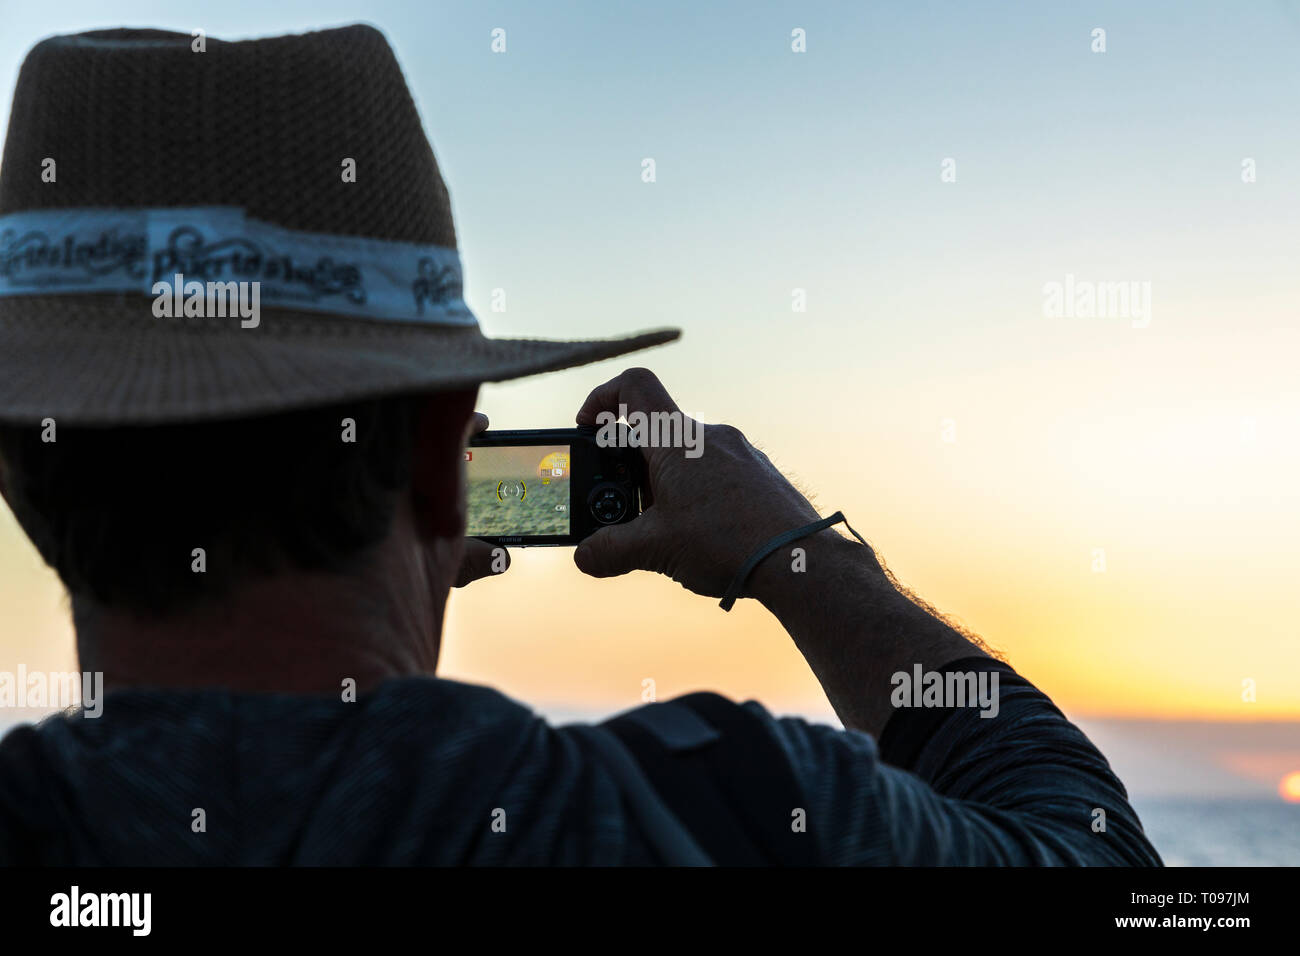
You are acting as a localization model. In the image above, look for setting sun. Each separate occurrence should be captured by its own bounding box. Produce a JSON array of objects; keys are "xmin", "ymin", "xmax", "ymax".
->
[{"xmin": 1280, "ymin": 772, "xmax": 1300, "ymax": 804}]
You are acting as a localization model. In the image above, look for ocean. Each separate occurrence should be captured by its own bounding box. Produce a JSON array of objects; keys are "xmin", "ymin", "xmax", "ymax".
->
[{"xmin": 1132, "ymin": 798, "xmax": 1300, "ymax": 867}]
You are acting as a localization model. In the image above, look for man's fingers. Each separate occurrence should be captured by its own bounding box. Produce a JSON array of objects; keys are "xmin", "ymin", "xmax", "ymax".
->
[
  {"xmin": 573, "ymin": 509, "xmax": 661, "ymax": 579},
  {"xmin": 454, "ymin": 538, "xmax": 509, "ymax": 588},
  {"xmin": 464, "ymin": 411, "xmax": 490, "ymax": 442},
  {"xmin": 576, "ymin": 368, "xmax": 680, "ymax": 426}
]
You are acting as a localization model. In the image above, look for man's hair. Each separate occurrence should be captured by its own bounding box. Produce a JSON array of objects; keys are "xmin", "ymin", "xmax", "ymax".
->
[{"xmin": 0, "ymin": 397, "xmax": 425, "ymax": 615}]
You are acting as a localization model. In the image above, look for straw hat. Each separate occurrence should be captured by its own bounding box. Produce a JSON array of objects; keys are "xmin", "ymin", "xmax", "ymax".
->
[{"xmin": 0, "ymin": 25, "xmax": 679, "ymax": 424}]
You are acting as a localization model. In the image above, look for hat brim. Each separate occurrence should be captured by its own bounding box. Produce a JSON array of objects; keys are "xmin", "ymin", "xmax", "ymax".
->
[{"xmin": 0, "ymin": 294, "xmax": 681, "ymax": 425}]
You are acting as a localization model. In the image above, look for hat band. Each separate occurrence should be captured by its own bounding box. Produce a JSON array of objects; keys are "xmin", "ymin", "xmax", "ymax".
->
[{"xmin": 0, "ymin": 206, "xmax": 477, "ymax": 326}]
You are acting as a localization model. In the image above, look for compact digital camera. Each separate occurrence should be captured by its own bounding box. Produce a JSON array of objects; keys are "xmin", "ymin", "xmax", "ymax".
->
[{"xmin": 465, "ymin": 426, "xmax": 645, "ymax": 546}]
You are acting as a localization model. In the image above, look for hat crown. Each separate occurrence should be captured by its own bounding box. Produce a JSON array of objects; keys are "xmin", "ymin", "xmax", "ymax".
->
[
  {"xmin": 0, "ymin": 25, "xmax": 678, "ymax": 426},
  {"xmin": 0, "ymin": 25, "xmax": 457, "ymax": 247}
]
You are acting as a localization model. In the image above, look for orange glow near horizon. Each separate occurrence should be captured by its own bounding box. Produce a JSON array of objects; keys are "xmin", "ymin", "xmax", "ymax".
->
[{"xmin": 1281, "ymin": 773, "xmax": 1300, "ymax": 804}]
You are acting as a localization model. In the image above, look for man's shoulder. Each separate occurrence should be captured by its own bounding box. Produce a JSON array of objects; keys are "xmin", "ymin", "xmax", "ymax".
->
[
  {"xmin": 369, "ymin": 675, "xmax": 537, "ymax": 725},
  {"xmin": 580, "ymin": 692, "xmax": 827, "ymax": 865},
  {"xmin": 591, "ymin": 692, "xmax": 780, "ymax": 748},
  {"xmin": 0, "ymin": 676, "xmax": 539, "ymax": 743}
]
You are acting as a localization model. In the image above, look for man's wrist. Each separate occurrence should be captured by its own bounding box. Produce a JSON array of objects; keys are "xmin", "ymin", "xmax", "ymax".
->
[{"xmin": 747, "ymin": 524, "xmax": 889, "ymax": 618}]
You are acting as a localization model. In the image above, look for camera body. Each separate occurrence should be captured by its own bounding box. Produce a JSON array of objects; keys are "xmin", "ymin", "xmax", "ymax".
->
[{"xmin": 465, "ymin": 426, "xmax": 645, "ymax": 546}]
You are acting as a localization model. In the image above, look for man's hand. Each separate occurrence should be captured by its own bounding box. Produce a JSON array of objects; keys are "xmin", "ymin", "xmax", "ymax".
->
[
  {"xmin": 574, "ymin": 368, "xmax": 986, "ymax": 736},
  {"xmin": 574, "ymin": 368, "xmax": 828, "ymax": 598},
  {"xmin": 454, "ymin": 412, "xmax": 510, "ymax": 588}
]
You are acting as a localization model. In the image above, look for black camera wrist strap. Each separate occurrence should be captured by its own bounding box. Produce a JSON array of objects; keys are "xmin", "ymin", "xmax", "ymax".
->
[{"xmin": 718, "ymin": 510, "xmax": 868, "ymax": 612}]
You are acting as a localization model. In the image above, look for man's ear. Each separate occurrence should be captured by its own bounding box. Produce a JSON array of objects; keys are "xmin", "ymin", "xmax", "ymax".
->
[{"xmin": 410, "ymin": 387, "xmax": 479, "ymax": 541}]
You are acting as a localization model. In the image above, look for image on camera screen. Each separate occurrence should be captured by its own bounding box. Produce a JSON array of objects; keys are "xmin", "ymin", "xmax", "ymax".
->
[{"xmin": 465, "ymin": 444, "xmax": 571, "ymax": 537}]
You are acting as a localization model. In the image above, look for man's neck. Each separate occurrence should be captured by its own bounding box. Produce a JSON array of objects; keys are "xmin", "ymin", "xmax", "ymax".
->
[{"xmin": 73, "ymin": 534, "xmax": 453, "ymax": 696}]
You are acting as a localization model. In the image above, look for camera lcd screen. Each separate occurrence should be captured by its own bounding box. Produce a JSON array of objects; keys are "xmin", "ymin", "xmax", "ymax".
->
[{"xmin": 465, "ymin": 444, "xmax": 572, "ymax": 537}]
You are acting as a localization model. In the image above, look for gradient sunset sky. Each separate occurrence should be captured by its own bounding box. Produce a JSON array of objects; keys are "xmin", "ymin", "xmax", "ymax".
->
[{"xmin": 1, "ymin": 1, "xmax": 1297, "ymax": 735}]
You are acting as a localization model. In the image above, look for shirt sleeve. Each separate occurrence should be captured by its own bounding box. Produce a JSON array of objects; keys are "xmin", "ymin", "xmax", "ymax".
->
[{"xmin": 744, "ymin": 657, "xmax": 1163, "ymax": 866}]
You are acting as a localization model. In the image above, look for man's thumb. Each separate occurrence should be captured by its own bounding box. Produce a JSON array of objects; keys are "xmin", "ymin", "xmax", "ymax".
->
[{"xmin": 574, "ymin": 510, "xmax": 660, "ymax": 578}]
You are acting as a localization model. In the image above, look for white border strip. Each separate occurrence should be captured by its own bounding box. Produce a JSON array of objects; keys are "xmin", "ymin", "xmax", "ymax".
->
[{"xmin": 0, "ymin": 206, "xmax": 477, "ymax": 326}]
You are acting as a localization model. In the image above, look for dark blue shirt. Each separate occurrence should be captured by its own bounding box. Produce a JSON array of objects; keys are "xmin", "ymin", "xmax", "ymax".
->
[{"xmin": 0, "ymin": 658, "xmax": 1161, "ymax": 865}]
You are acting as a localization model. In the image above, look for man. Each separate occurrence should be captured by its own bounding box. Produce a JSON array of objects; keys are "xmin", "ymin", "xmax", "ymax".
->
[{"xmin": 0, "ymin": 25, "xmax": 1159, "ymax": 865}]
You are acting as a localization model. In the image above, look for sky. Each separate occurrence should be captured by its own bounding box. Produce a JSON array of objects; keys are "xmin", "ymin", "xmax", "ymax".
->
[{"xmin": 0, "ymin": 1, "xmax": 1297, "ymax": 804}]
